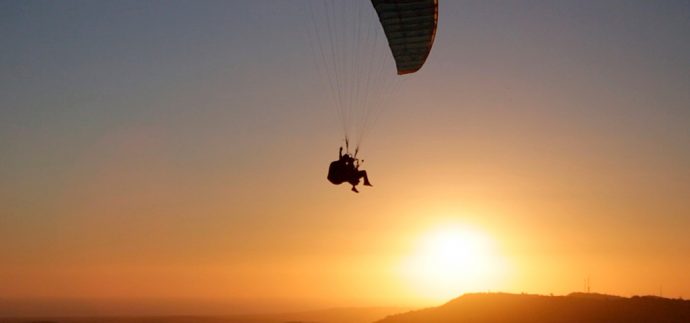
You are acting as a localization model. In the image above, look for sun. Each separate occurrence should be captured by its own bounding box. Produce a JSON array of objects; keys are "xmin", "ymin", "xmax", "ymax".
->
[
  {"xmin": 399, "ymin": 223, "xmax": 508, "ymax": 302},
  {"xmin": 421, "ymin": 228, "xmax": 490, "ymax": 277}
]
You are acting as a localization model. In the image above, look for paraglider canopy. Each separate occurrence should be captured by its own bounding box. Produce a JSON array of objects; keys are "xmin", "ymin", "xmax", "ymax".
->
[{"xmin": 371, "ymin": 0, "xmax": 438, "ymax": 75}]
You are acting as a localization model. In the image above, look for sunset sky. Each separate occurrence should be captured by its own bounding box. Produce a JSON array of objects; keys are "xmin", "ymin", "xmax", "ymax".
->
[{"xmin": 1, "ymin": 0, "xmax": 689, "ymax": 316}]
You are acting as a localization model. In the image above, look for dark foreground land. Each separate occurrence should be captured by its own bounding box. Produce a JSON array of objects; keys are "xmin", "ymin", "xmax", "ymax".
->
[
  {"xmin": 0, "ymin": 307, "xmax": 402, "ymax": 323},
  {"xmin": 3, "ymin": 293, "xmax": 690, "ymax": 323},
  {"xmin": 377, "ymin": 293, "xmax": 690, "ymax": 323}
]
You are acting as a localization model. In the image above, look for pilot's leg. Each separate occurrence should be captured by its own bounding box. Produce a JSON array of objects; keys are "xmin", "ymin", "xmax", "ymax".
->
[{"xmin": 359, "ymin": 170, "xmax": 372, "ymax": 186}]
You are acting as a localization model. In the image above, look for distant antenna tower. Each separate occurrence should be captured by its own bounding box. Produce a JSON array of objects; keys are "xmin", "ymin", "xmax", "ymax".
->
[{"xmin": 584, "ymin": 276, "xmax": 591, "ymax": 293}]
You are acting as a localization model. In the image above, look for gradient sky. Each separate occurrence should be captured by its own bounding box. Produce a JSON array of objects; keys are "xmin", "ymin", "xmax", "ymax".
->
[{"xmin": 1, "ymin": 0, "xmax": 689, "ymax": 316}]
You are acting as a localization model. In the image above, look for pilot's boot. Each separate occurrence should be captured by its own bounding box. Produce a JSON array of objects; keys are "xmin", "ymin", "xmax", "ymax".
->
[
  {"xmin": 351, "ymin": 186, "xmax": 359, "ymax": 193},
  {"xmin": 363, "ymin": 177, "xmax": 372, "ymax": 186}
]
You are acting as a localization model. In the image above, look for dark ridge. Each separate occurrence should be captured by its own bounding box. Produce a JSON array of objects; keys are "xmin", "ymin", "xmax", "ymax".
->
[{"xmin": 376, "ymin": 293, "xmax": 690, "ymax": 323}]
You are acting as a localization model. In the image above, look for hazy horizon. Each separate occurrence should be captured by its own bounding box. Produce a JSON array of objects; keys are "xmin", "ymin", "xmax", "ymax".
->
[
  {"xmin": 0, "ymin": 296, "xmax": 409, "ymax": 317},
  {"xmin": 0, "ymin": 291, "xmax": 685, "ymax": 317},
  {"xmin": 2, "ymin": 0, "xmax": 689, "ymax": 317}
]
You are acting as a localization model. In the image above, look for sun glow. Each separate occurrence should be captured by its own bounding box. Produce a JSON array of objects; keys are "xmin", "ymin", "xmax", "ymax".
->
[{"xmin": 400, "ymin": 223, "xmax": 509, "ymax": 302}]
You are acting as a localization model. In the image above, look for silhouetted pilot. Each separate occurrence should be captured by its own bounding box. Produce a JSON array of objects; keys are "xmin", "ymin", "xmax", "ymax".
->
[{"xmin": 327, "ymin": 147, "xmax": 372, "ymax": 193}]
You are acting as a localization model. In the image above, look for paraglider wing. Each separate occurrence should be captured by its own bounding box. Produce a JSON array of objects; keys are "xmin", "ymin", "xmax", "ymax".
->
[{"xmin": 371, "ymin": 0, "xmax": 438, "ymax": 75}]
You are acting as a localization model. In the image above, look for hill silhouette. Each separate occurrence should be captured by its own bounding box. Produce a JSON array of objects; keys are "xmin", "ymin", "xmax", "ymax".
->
[
  {"xmin": 376, "ymin": 293, "xmax": 690, "ymax": 323},
  {"xmin": 5, "ymin": 294, "xmax": 690, "ymax": 323}
]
